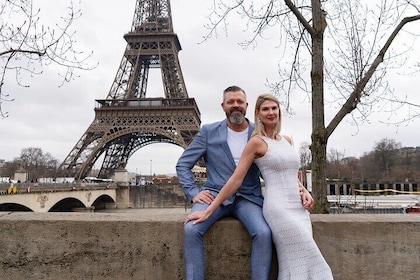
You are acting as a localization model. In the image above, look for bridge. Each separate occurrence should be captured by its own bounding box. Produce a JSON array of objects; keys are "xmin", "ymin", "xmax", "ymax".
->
[{"xmin": 0, "ymin": 183, "xmax": 129, "ymax": 212}]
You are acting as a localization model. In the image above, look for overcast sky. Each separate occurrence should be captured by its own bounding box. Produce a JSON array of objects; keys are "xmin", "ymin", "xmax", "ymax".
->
[{"xmin": 1, "ymin": 0, "xmax": 419, "ymax": 176}]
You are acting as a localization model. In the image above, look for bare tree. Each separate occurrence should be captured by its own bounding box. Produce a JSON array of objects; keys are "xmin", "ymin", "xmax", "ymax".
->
[
  {"xmin": 203, "ymin": 0, "xmax": 420, "ymax": 213},
  {"xmin": 19, "ymin": 147, "xmax": 58, "ymax": 181},
  {"xmin": 373, "ymin": 138, "xmax": 401, "ymax": 179},
  {"xmin": 299, "ymin": 141, "xmax": 311, "ymax": 168},
  {"xmin": 0, "ymin": 0, "xmax": 96, "ymax": 117},
  {"xmin": 298, "ymin": 141, "xmax": 311, "ymax": 187},
  {"xmin": 327, "ymin": 148, "xmax": 345, "ymax": 179}
]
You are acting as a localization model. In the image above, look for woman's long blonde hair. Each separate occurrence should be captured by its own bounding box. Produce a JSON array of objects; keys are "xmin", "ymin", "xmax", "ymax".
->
[{"xmin": 251, "ymin": 93, "xmax": 282, "ymax": 138}]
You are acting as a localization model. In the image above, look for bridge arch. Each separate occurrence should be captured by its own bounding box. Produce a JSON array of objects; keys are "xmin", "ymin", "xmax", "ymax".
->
[
  {"xmin": 0, "ymin": 203, "xmax": 33, "ymax": 212},
  {"xmin": 49, "ymin": 197, "xmax": 86, "ymax": 212},
  {"xmin": 91, "ymin": 194, "xmax": 116, "ymax": 210}
]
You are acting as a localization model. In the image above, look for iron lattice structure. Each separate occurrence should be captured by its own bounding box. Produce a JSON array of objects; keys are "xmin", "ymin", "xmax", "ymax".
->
[{"xmin": 58, "ymin": 0, "xmax": 201, "ymax": 181}]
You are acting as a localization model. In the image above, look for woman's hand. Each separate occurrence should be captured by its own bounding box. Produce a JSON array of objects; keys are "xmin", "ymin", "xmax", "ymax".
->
[
  {"xmin": 299, "ymin": 183, "xmax": 314, "ymax": 209},
  {"xmin": 298, "ymin": 170, "xmax": 314, "ymax": 209},
  {"xmin": 300, "ymin": 188, "xmax": 314, "ymax": 209},
  {"xmin": 184, "ymin": 210, "xmax": 212, "ymax": 225}
]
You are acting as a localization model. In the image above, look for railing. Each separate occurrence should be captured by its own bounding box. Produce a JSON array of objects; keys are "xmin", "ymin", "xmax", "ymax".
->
[
  {"xmin": 327, "ymin": 180, "xmax": 419, "ymax": 196},
  {"xmin": 95, "ymin": 97, "xmax": 199, "ymax": 109}
]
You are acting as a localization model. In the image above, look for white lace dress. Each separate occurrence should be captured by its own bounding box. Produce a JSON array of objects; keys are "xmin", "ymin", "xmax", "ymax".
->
[{"xmin": 255, "ymin": 136, "xmax": 334, "ymax": 280}]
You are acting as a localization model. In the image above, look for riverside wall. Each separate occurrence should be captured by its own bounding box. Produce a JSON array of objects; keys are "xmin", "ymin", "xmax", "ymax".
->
[{"xmin": 0, "ymin": 210, "xmax": 419, "ymax": 280}]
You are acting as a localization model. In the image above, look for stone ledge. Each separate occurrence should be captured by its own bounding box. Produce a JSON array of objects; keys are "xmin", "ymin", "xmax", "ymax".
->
[{"xmin": 0, "ymin": 211, "xmax": 419, "ymax": 280}]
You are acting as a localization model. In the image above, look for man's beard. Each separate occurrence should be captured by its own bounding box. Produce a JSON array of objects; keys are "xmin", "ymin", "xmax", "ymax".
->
[{"xmin": 227, "ymin": 111, "xmax": 245, "ymax": 125}]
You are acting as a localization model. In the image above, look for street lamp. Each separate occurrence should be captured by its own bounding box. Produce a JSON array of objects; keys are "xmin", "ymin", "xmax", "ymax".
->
[{"xmin": 150, "ymin": 159, "xmax": 152, "ymax": 177}]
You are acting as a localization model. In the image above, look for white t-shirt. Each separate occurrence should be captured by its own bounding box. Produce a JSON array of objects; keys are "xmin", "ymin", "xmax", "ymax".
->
[{"xmin": 227, "ymin": 127, "xmax": 249, "ymax": 165}]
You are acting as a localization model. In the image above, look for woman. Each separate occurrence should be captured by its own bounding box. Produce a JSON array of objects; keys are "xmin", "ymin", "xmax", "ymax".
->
[{"xmin": 185, "ymin": 93, "xmax": 334, "ymax": 280}]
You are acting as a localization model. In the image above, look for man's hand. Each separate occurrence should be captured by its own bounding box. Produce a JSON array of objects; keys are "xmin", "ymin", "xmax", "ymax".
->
[{"xmin": 192, "ymin": 190, "xmax": 214, "ymax": 204}]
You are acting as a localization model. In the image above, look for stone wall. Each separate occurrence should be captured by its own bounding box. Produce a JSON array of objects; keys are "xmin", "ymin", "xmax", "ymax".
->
[
  {"xmin": 0, "ymin": 210, "xmax": 419, "ymax": 280},
  {"xmin": 129, "ymin": 184, "xmax": 189, "ymax": 208}
]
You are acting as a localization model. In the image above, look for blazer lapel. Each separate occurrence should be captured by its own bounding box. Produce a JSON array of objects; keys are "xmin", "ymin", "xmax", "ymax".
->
[{"xmin": 247, "ymin": 121, "xmax": 254, "ymax": 139}]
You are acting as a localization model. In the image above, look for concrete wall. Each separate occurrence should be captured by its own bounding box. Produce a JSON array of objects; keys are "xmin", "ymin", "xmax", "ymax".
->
[
  {"xmin": 0, "ymin": 210, "xmax": 419, "ymax": 280},
  {"xmin": 129, "ymin": 184, "xmax": 189, "ymax": 208}
]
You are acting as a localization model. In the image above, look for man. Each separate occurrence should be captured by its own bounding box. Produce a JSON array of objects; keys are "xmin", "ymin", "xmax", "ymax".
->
[{"xmin": 176, "ymin": 86, "xmax": 313, "ymax": 280}]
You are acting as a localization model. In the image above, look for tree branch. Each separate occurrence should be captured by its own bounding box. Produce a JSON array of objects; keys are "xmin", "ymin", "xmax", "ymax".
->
[
  {"xmin": 0, "ymin": 48, "xmax": 45, "ymax": 57},
  {"xmin": 0, "ymin": 0, "xmax": 96, "ymax": 117},
  {"xmin": 326, "ymin": 14, "xmax": 420, "ymax": 138},
  {"xmin": 284, "ymin": 0, "xmax": 315, "ymax": 35}
]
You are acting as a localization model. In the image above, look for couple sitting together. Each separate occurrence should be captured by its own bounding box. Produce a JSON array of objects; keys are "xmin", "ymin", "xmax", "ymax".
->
[{"xmin": 176, "ymin": 85, "xmax": 334, "ymax": 280}]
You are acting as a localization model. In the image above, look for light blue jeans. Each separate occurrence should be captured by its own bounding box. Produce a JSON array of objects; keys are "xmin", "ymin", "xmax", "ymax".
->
[{"xmin": 183, "ymin": 197, "xmax": 272, "ymax": 280}]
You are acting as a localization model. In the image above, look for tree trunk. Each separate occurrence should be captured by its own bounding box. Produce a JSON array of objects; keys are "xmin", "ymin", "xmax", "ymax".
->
[{"xmin": 310, "ymin": 0, "xmax": 329, "ymax": 213}]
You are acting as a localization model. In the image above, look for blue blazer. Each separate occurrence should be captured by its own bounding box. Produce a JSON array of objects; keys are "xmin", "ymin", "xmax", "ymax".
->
[{"xmin": 176, "ymin": 119, "xmax": 263, "ymax": 207}]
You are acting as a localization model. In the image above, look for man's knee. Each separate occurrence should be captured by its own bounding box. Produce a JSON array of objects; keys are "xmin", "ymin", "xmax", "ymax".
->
[
  {"xmin": 256, "ymin": 223, "xmax": 272, "ymax": 241},
  {"xmin": 184, "ymin": 222, "xmax": 196, "ymax": 236},
  {"xmin": 184, "ymin": 221, "xmax": 204, "ymax": 241}
]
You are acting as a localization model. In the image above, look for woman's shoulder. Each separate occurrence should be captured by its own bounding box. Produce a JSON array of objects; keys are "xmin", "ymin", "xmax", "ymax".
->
[
  {"xmin": 249, "ymin": 135, "xmax": 268, "ymax": 158},
  {"xmin": 281, "ymin": 135, "xmax": 293, "ymax": 145},
  {"xmin": 250, "ymin": 134, "xmax": 266, "ymax": 142},
  {"xmin": 249, "ymin": 135, "xmax": 268, "ymax": 148}
]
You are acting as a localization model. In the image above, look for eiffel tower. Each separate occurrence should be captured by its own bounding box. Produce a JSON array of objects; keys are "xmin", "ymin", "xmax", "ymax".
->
[{"xmin": 58, "ymin": 0, "xmax": 201, "ymax": 181}]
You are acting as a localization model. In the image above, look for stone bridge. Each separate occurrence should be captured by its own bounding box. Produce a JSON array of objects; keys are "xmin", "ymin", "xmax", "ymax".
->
[{"xmin": 0, "ymin": 183, "xmax": 129, "ymax": 212}]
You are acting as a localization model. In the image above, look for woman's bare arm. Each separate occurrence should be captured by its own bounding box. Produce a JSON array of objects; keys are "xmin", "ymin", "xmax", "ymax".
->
[{"xmin": 185, "ymin": 137, "xmax": 265, "ymax": 224}]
